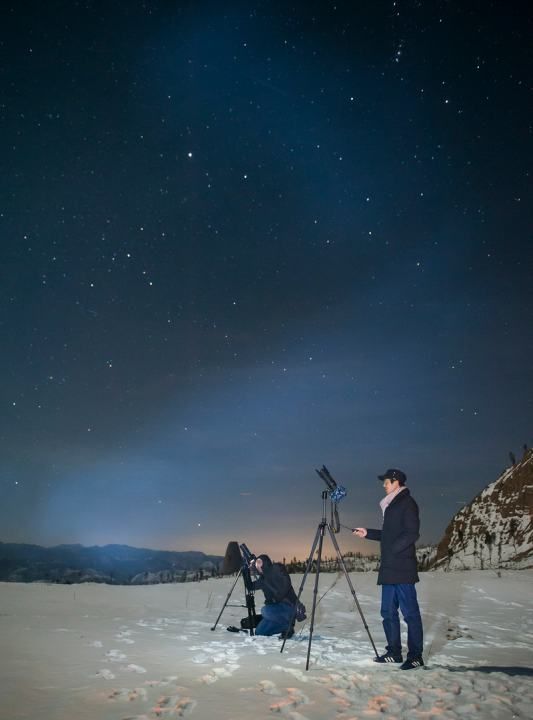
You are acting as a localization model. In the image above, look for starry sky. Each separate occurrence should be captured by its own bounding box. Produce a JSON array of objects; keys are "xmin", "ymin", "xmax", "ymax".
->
[{"xmin": 1, "ymin": 1, "xmax": 532, "ymax": 561}]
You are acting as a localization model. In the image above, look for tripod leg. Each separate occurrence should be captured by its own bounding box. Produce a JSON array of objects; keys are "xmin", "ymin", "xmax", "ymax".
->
[
  {"xmin": 327, "ymin": 525, "xmax": 379, "ymax": 658},
  {"xmin": 245, "ymin": 588, "xmax": 256, "ymax": 637},
  {"xmin": 211, "ymin": 569, "xmax": 242, "ymax": 631},
  {"xmin": 280, "ymin": 524, "xmax": 322, "ymax": 654},
  {"xmin": 306, "ymin": 523, "xmax": 326, "ymax": 670}
]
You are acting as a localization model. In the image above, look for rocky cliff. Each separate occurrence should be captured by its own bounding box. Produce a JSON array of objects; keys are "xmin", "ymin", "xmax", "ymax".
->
[{"xmin": 433, "ymin": 448, "xmax": 533, "ymax": 569}]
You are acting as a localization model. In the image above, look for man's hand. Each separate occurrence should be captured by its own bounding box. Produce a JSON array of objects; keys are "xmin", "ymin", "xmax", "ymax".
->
[{"xmin": 352, "ymin": 527, "xmax": 367, "ymax": 538}]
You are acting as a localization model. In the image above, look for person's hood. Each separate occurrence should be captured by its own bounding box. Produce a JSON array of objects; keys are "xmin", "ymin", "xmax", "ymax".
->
[{"xmin": 257, "ymin": 554, "xmax": 273, "ymax": 569}]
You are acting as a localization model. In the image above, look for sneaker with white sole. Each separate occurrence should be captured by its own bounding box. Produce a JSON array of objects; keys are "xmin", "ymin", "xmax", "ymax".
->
[
  {"xmin": 373, "ymin": 651, "xmax": 403, "ymax": 664},
  {"xmin": 400, "ymin": 657, "xmax": 424, "ymax": 670}
]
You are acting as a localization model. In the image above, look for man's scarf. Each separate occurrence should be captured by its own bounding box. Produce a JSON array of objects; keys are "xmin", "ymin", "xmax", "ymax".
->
[{"xmin": 379, "ymin": 485, "xmax": 406, "ymax": 516}]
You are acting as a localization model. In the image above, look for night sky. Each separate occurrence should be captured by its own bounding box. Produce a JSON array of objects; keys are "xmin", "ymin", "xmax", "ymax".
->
[{"xmin": 2, "ymin": 1, "xmax": 532, "ymax": 561}]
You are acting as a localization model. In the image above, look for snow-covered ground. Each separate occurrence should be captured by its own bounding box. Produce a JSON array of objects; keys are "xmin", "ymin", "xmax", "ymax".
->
[{"xmin": 1, "ymin": 571, "xmax": 532, "ymax": 720}]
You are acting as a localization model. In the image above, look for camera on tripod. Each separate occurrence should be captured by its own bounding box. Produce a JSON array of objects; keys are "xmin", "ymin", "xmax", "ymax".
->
[{"xmin": 211, "ymin": 541, "xmax": 261, "ymax": 635}]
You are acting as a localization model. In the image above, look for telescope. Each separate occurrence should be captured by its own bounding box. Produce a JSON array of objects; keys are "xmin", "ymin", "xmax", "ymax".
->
[
  {"xmin": 239, "ymin": 543, "xmax": 256, "ymax": 568},
  {"xmin": 280, "ymin": 465, "xmax": 378, "ymax": 669},
  {"xmin": 315, "ymin": 465, "xmax": 346, "ymax": 532},
  {"xmin": 315, "ymin": 465, "xmax": 347, "ymax": 503},
  {"xmin": 211, "ymin": 541, "xmax": 259, "ymax": 634}
]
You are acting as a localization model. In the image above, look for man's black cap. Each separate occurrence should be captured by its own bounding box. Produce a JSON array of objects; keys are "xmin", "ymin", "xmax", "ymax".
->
[{"xmin": 378, "ymin": 468, "xmax": 407, "ymax": 485}]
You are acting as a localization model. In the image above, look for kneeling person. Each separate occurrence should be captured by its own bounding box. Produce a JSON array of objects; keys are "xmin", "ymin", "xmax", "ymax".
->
[{"xmin": 251, "ymin": 555, "xmax": 298, "ymax": 637}]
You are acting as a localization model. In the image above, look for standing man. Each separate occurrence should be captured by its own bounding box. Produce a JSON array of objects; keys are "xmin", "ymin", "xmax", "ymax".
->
[{"xmin": 353, "ymin": 468, "xmax": 424, "ymax": 670}]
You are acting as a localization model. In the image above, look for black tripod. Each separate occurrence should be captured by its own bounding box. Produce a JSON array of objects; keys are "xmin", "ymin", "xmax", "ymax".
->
[
  {"xmin": 211, "ymin": 555, "xmax": 257, "ymax": 636},
  {"xmin": 281, "ymin": 490, "xmax": 379, "ymax": 669}
]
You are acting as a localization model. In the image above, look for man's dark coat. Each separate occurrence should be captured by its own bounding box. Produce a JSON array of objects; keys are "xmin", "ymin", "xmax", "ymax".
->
[
  {"xmin": 366, "ymin": 488, "xmax": 420, "ymax": 584},
  {"xmin": 251, "ymin": 556, "xmax": 298, "ymax": 605}
]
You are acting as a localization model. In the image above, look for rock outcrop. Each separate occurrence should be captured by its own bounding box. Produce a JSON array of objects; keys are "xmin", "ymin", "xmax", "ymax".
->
[{"xmin": 433, "ymin": 448, "xmax": 533, "ymax": 569}]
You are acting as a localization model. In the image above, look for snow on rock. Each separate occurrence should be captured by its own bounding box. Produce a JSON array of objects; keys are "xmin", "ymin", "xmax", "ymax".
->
[{"xmin": 433, "ymin": 448, "xmax": 533, "ymax": 570}]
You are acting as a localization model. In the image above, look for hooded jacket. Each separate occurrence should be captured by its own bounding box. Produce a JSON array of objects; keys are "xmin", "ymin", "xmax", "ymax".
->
[
  {"xmin": 251, "ymin": 555, "xmax": 298, "ymax": 605},
  {"xmin": 366, "ymin": 487, "xmax": 420, "ymax": 585}
]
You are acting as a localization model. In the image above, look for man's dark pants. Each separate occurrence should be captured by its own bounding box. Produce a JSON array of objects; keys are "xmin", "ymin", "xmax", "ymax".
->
[
  {"xmin": 380, "ymin": 583, "xmax": 423, "ymax": 659},
  {"xmin": 255, "ymin": 602, "xmax": 294, "ymax": 636}
]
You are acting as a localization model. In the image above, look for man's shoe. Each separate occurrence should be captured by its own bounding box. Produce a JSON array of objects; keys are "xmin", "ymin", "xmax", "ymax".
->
[
  {"xmin": 400, "ymin": 657, "xmax": 424, "ymax": 670},
  {"xmin": 373, "ymin": 652, "xmax": 403, "ymax": 664}
]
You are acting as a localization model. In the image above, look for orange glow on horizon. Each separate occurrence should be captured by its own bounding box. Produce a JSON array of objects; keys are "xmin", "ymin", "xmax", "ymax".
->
[{"xmin": 158, "ymin": 530, "xmax": 372, "ymax": 565}]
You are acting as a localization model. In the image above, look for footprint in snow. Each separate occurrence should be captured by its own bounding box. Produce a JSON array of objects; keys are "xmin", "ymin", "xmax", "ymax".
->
[
  {"xmin": 108, "ymin": 686, "xmax": 148, "ymax": 702},
  {"xmin": 123, "ymin": 663, "xmax": 147, "ymax": 674},
  {"xmin": 153, "ymin": 693, "xmax": 181, "ymax": 715},
  {"xmin": 105, "ymin": 649, "xmax": 128, "ymax": 662},
  {"xmin": 144, "ymin": 676, "xmax": 178, "ymax": 687},
  {"xmin": 175, "ymin": 697, "xmax": 197, "ymax": 716},
  {"xmin": 199, "ymin": 665, "xmax": 239, "ymax": 685},
  {"xmin": 269, "ymin": 687, "xmax": 311, "ymax": 718},
  {"xmin": 153, "ymin": 695, "xmax": 197, "ymax": 717},
  {"xmin": 258, "ymin": 680, "xmax": 281, "ymax": 695},
  {"xmin": 115, "ymin": 630, "xmax": 135, "ymax": 644}
]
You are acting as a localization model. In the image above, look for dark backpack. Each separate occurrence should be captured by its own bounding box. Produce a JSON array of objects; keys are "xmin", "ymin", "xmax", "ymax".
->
[
  {"xmin": 295, "ymin": 600, "xmax": 307, "ymax": 622},
  {"xmin": 240, "ymin": 613, "xmax": 262, "ymax": 630}
]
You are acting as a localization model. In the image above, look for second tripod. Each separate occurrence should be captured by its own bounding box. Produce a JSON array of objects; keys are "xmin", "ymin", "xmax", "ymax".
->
[{"xmin": 281, "ymin": 490, "xmax": 379, "ymax": 669}]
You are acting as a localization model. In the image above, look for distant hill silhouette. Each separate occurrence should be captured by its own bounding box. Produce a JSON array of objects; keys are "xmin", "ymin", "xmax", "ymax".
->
[{"xmin": 0, "ymin": 542, "xmax": 223, "ymax": 584}]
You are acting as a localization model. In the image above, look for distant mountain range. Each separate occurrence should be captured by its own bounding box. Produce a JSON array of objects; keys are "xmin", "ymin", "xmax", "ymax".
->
[
  {"xmin": 0, "ymin": 542, "xmax": 223, "ymax": 584},
  {"xmin": 2, "ymin": 447, "xmax": 532, "ymax": 584},
  {"xmin": 432, "ymin": 447, "xmax": 533, "ymax": 570}
]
